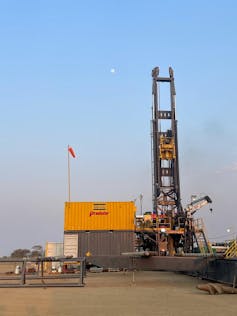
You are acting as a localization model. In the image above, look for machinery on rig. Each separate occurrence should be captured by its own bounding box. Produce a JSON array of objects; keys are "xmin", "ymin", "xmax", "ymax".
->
[
  {"xmin": 135, "ymin": 67, "xmax": 212, "ymax": 256},
  {"xmin": 185, "ymin": 195, "xmax": 212, "ymax": 217}
]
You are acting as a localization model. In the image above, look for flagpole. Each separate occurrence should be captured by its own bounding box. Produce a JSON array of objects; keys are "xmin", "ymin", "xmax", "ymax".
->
[
  {"xmin": 68, "ymin": 145, "xmax": 76, "ymax": 202},
  {"xmin": 68, "ymin": 144, "xmax": 71, "ymax": 202}
]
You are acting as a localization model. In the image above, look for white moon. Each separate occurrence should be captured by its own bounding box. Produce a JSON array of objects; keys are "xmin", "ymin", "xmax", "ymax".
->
[{"xmin": 110, "ymin": 68, "xmax": 116, "ymax": 74}]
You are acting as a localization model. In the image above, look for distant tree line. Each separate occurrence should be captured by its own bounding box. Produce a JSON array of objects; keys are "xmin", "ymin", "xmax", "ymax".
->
[{"xmin": 10, "ymin": 245, "xmax": 43, "ymax": 258}]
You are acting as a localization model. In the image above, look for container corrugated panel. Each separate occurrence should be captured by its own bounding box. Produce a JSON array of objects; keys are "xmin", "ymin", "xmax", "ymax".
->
[
  {"xmin": 64, "ymin": 231, "xmax": 135, "ymax": 256},
  {"xmin": 64, "ymin": 234, "xmax": 79, "ymax": 258},
  {"xmin": 45, "ymin": 242, "xmax": 63, "ymax": 257},
  {"xmin": 64, "ymin": 201, "xmax": 136, "ymax": 231}
]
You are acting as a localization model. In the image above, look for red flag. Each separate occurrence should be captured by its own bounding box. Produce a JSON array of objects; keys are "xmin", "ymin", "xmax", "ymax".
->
[{"xmin": 68, "ymin": 146, "xmax": 76, "ymax": 158}]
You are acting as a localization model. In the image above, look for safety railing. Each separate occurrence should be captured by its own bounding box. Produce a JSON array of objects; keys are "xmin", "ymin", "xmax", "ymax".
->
[{"xmin": 0, "ymin": 257, "xmax": 86, "ymax": 287}]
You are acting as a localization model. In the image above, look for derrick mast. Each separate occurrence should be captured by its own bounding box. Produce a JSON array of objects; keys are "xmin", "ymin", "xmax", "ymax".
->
[
  {"xmin": 150, "ymin": 67, "xmax": 184, "ymax": 255},
  {"xmin": 151, "ymin": 67, "xmax": 182, "ymax": 217}
]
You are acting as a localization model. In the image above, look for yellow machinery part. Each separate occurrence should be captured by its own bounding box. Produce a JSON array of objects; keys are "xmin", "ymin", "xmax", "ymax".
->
[{"xmin": 159, "ymin": 135, "xmax": 176, "ymax": 160}]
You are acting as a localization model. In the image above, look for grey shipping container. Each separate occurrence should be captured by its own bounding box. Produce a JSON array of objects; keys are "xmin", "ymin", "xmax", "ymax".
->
[{"xmin": 64, "ymin": 231, "xmax": 135, "ymax": 257}]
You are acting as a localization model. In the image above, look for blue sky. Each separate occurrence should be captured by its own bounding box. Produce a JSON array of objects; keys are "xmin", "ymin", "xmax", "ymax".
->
[{"xmin": 0, "ymin": 0, "xmax": 237, "ymax": 255}]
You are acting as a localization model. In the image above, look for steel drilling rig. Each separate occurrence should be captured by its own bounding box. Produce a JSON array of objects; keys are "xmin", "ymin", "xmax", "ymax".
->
[
  {"xmin": 151, "ymin": 66, "xmax": 185, "ymax": 255},
  {"xmin": 135, "ymin": 67, "xmax": 212, "ymax": 256}
]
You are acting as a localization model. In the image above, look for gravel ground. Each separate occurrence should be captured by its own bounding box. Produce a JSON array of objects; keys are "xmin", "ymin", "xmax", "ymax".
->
[{"xmin": 0, "ymin": 271, "xmax": 237, "ymax": 316}]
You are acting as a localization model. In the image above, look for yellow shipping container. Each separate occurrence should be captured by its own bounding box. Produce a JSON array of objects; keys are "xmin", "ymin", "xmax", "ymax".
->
[{"xmin": 64, "ymin": 201, "xmax": 136, "ymax": 231}]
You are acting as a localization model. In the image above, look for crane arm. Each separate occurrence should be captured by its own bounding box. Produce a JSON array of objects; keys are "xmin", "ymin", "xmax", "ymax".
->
[{"xmin": 185, "ymin": 195, "xmax": 212, "ymax": 216}]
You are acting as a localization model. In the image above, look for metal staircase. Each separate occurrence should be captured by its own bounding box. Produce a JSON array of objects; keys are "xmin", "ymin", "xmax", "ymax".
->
[{"xmin": 193, "ymin": 218, "xmax": 213, "ymax": 254}]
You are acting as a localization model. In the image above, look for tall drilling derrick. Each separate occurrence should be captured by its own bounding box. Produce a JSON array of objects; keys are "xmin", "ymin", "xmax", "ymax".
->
[
  {"xmin": 135, "ymin": 67, "xmax": 212, "ymax": 256},
  {"xmin": 151, "ymin": 67, "xmax": 184, "ymax": 255},
  {"xmin": 134, "ymin": 67, "xmax": 212, "ymax": 255},
  {"xmin": 151, "ymin": 66, "xmax": 182, "ymax": 216}
]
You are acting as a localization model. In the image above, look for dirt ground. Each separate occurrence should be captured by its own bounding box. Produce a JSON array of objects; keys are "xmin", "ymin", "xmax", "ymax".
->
[{"xmin": 0, "ymin": 271, "xmax": 237, "ymax": 316}]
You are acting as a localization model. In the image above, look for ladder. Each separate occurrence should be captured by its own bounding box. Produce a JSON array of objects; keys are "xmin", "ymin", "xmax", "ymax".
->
[{"xmin": 193, "ymin": 218, "xmax": 213, "ymax": 254}]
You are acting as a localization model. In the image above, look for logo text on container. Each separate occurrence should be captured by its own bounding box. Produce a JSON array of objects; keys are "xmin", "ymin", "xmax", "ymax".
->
[{"xmin": 90, "ymin": 211, "xmax": 109, "ymax": 216}]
